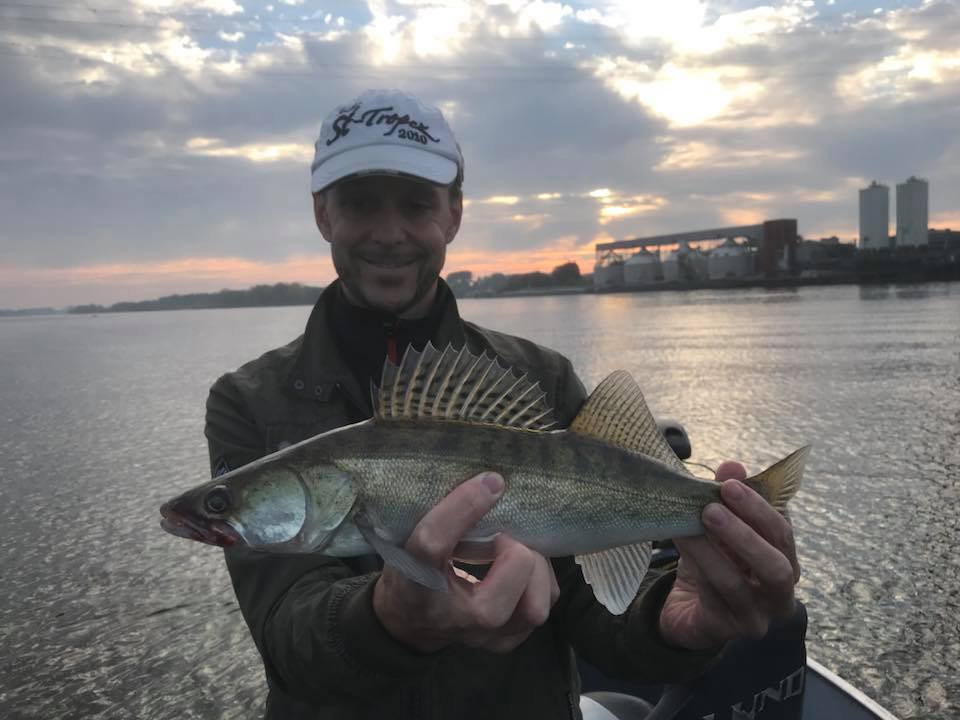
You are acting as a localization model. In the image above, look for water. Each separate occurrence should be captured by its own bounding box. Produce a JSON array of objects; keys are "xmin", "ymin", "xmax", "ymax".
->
[{"xmin": 1, "ymin": 283, "xmax": 957, "ymax": 719}]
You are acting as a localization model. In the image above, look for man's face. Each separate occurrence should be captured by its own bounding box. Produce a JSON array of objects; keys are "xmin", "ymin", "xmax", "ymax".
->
[{"xmin": 314, "ymin": 175, "xmax": 462, "ymax": 318}]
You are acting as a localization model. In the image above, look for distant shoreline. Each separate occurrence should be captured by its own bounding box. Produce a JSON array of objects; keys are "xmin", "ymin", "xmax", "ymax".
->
[{"xmin": 5, "ymin": 268, "xmax": 958, "ymax": 318}]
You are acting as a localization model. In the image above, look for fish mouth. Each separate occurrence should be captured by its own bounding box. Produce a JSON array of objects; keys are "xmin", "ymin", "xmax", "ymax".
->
[{"xmin": 159, "ymin": 501, "xmax": 243, "ymax": 548}]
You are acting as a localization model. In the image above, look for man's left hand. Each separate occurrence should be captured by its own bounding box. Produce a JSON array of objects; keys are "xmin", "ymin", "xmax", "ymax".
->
[{"xmin": 658, "ymin": 461, "xmax": 801, "ymax": 650}]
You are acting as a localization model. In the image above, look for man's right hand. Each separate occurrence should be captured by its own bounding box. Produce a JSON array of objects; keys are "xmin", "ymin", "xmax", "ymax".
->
[{"xmin": 372, "ymin": 472, "xmax": 560, "ymax": 654}]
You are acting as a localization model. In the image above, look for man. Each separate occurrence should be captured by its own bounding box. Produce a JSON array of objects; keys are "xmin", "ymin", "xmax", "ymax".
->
[{"xmin": 205, "ymin": 89, "xmax": 800, "ymax": 719}]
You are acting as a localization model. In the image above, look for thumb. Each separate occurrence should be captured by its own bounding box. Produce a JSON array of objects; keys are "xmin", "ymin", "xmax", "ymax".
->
[{"xmin": 715, "ymin": 460, "xmax": 747, "ymax": 482}]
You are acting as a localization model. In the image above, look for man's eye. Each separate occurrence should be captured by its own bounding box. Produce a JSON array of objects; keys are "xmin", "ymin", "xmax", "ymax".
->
[{"xmin": 342, "ymin": 197, "xmax": 372, "ymax": 210}]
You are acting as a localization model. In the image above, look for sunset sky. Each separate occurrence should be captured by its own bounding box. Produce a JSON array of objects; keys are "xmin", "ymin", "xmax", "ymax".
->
[{"xmin": 2, "ymin": 0, "xmax": 959, "ymax": 309}]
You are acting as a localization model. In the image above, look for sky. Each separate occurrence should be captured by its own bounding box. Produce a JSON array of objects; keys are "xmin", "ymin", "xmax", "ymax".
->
[{"xmin": 1, "ymin": 0, "xmax": 959, "ymax": 309}]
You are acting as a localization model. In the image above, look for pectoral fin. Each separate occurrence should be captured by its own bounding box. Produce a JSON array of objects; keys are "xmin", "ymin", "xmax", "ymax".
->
[
  {"xmin": 576, "ymin": 542, "xmax": 653, "ymax": 615},
  {"xmin": 354, "ymin": 513, "xmax": 449, "ymax": 592}
]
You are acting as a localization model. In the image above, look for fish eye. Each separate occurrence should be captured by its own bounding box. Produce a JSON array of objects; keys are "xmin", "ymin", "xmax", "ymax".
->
[{"xmin": 204, "ymin": 486, "xmax": 231, "ymax": 515}]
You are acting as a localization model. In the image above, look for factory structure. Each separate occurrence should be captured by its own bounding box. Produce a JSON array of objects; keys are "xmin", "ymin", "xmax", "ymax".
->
[
  {"xmin": 594, "ymin": 219, "xmax": 798, "ymax": 289},
  {"xmin": 858, "ymin": 176, "xmax": 931, "ymax": 250},
  {"xmin": 896, "ymin": 177, "xmax": 929, "ymax": 247},
  {"xmin": 859, "ymin": 181, "xmax": 890, "ymax": 250},
  {"xmin": 591, "ymin": 176, "xmax": 957, "ymax": 292}
]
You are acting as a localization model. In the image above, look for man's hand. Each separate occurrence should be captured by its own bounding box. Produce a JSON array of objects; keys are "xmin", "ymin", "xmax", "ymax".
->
[
  {"xmin": 373, "ymin": 472, "xmax": 560, "ymax": 654},
  {"xmin": 658, "ymin": 461, "xmax": 801, "ymax": 650}
]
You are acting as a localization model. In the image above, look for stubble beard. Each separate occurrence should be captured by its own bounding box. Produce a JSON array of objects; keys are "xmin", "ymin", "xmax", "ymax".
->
[{"xmin": 333, "ymin": 244, "xmax": 445, "ymax": 317}]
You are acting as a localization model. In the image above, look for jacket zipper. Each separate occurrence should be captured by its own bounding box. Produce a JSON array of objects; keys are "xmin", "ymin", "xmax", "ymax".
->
[{"xmin": 384, "ymin": 320, "xmax": 400, "ymax": 365}]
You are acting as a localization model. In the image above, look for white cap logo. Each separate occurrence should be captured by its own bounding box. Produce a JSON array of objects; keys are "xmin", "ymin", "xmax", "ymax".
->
[
  {"xmin": 310, "ymin": 89, "xmax": 463, "ymax": 193},
  {"xmin": 326, "ymin": 102, "xmax": 441, "ymax": 147}
]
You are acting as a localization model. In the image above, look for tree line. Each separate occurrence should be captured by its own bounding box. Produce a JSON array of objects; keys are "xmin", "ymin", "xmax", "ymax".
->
[
  {"xmin": 60, "ymin": 263, "xmax": 587, "ymax": 315},
  {"xmin": 68, "ymin": 283, "xmax": 323, "ymax": 314}
]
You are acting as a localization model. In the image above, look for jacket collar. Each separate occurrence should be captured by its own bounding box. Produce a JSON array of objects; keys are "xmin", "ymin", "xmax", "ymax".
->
[{"xmin": 287, "ymin": 278, "xmax": 467, "ymax": 406}]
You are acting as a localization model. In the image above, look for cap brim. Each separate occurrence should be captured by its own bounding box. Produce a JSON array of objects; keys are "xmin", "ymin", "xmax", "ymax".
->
[{"xmin": 310, "ymin": 144, "xmax": 459, "ymax": 193}]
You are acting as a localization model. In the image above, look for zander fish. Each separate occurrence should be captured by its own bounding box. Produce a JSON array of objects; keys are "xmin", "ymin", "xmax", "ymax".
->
[{"xmin": 160, "ymin": 343, "xmax": 809, "ymax": 614}]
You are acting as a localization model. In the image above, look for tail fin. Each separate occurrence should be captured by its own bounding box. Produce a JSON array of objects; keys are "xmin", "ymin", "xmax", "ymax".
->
[{"xmin": 744, "ymin": 446, "xmax": 810, "ymax": 512}]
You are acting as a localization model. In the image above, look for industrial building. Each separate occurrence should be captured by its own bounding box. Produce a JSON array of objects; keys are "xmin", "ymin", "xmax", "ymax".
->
[
  {"xmin": 593, "ymin": 219, "xmax": 798, "ymax": 290},
  {"xmin": 896, "ymin": 176, "xmax": 929, "ymax": 247},
  {"xmin": 708, "ymin": 238, "xmax": 753, "ymax": 279},
  {"xmin": 662, "ymin": 241, "xmax": 708, "ymax": 282},
  {"xmin": 623, "ymin": 248, "xmax": 661, "ymax": 285},
  {"xmin": 592, "ymin": 258, "xmax": 624, "ymax": 289},
  {"xmin": 859, "ymin": 181, "xmax": 889, "ymax": 250}
]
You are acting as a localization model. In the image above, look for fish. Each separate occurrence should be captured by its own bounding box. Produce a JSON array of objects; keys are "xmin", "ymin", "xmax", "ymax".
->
[{"xmin": 160, "ymin": 342, "xmax": 809, "ymax": 614}]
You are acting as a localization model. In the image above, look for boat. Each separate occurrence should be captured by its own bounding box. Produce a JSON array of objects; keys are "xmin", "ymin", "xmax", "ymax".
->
[
  {"xmin": 578, "ymin": 602, "xmax": 898, "ymax": 720},
  {"xmin": 575, "ymin": 423, "xmax": 900, "ymax": 720}
]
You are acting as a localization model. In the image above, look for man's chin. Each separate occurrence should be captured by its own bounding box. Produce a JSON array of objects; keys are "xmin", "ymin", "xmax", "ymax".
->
[{"xmin": 348, "ymin": 279, "xmax": 436, "ymax": 318}]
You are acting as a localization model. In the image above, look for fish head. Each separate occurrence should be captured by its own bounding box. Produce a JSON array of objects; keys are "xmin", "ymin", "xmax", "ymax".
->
[
  {"xmin": 298, "ymin": 463, "xmax": 359, "ymax": 549},
  {"xmin": 160, "ymin": 464, "xmax": 309, "ymax": 549}
]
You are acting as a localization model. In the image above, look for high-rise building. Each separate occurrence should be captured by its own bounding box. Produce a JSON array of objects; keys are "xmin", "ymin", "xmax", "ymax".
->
[
  {"xmin": 896, "ymin": 176, "xmax": 929, "ymax": 247},
  {"xmin": 859, "ymin": 181, "xmax": 889, "ymax": 250}
]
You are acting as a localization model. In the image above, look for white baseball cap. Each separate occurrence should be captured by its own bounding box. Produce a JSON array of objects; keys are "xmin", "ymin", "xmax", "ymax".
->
[{"xmin": 310, "ymin": 89, "xmax": 463, "ymax": 193}]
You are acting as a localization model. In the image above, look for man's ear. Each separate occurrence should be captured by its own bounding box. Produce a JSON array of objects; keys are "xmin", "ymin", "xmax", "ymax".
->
[
  {"xmin": 313, "ymin": 191, "xmax": 332, "ymax": 243},
  {"xmin": 445, "ymin": 193, "xmax": 463, "ymax": 245}
]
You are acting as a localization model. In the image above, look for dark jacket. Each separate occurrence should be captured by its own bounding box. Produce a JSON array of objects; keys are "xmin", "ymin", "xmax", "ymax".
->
[{"xmin": 204, "ymin": 282, "xmax": 717, "ymax": 719}]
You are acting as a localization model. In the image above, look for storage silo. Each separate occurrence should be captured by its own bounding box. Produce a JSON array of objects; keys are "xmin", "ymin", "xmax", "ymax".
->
[
  {"xmin": 687, "ymin": 249, "xmax": 708, "ymax": 280},
  {"xmin": 593, "ymin": 259, "xmax": 624, "ymax": 289},
  {"xmin": 623, "ymin": 248, "xmax": 661, "ymax": 285},
  {"xmin": 662, "ymin": 241, "xmax": 707, "ymax": 282},
  {"xmin": 707, "ymin": 238, "xmax": 752, "ymax": 279}
]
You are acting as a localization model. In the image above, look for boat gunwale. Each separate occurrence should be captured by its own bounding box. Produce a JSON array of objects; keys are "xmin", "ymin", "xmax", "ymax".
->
[{"xmin": 806, "ymin": 657, "xmax": 900, "ymax": 720}]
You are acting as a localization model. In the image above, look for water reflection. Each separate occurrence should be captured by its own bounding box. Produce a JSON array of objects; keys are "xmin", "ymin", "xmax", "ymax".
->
[
  {"xmin": 894, "ymin": 284, "xmax": 930, "ymax": 300},
  {"xmin": 2, "ymin": 285, "xmax": 959, "ymax": 719},
  {"xmin": 859, "ymin": 285, "xmax": 892, "ymax": 301}
]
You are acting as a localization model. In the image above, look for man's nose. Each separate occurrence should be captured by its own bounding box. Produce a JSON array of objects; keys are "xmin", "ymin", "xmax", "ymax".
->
[{"xmin": 369, "ymin": 205, "xmax": 408, "ymax": 244}]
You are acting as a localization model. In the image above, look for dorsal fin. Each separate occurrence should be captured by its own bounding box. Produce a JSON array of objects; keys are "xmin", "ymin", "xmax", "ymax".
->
[
  {"xmin": 373, "ymin": 342, "xmax": 557, "ymax": 430},
  {"xmin": 569, "ymin": 370, "xmax": 690, "ymax": 475}
]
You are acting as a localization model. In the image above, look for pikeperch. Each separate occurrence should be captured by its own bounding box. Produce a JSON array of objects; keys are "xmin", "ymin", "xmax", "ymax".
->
[{"xmin": 160, "ymin": 343, "xmax": 809, "ymax": 614}]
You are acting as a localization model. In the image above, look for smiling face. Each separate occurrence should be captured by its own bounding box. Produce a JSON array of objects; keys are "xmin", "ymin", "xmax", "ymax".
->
[{"xmin": 314, "ymin": 175, "xmax": 463, "ymax": 318}]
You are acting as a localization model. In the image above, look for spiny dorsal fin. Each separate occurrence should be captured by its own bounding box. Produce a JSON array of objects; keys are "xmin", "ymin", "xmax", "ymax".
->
[
  {"xmin": 374, "ymin": 342, "xmax": 557, "ymax": 430},
  {"xmin": 569, "ymin": 370, "xmax": 690, "ymax": 476}
]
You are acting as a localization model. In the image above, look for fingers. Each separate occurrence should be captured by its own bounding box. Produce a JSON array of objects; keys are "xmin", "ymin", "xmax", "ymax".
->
[
  {"xmin": 472, "ymin": 535, "xmax": 539, "ymax": 628},
  {"xmin": 719, "ymin": 479, "xmax": 801, "ymax": 582},
  {"xmin": 406, "ymin": 472, "xmax": 504, "ymax": 566},
  {"xmin": 506, "ymin": 538, "xmax": 560, "ymax": 628},
  {"xmin": 676, "ymin": 533, "xmax": 770, "ymax": 641},
  {"xmin": 466, "ymin": 535, "xmax": 558, "ymax": 652},
  {"xmin": 702, "ymin": 501, "xmax": 797, "ymax": 619},
  {"xmin": 377, "ymin": 473, "xmax": 557, "ymax": 655},
  {"xmin": 473, "ymin": 536, "xmax": 557, "ymax": 628}
]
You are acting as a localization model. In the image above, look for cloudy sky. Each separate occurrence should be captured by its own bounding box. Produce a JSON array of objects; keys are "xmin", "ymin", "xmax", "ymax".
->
[{"xmin": 2, "ymin": 0, "xmax": 958, "ymax": 308}]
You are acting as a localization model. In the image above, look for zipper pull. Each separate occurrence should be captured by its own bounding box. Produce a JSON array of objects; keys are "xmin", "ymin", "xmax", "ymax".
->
[{"xmin": 384, "ymin": 320, "xmax": 399, "ymax": 365}]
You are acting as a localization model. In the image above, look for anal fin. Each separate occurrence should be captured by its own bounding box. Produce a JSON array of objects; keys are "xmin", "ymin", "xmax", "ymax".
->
[{"xmin": 576, "ymin": 542, "xmax": 653, "ymax": 615}]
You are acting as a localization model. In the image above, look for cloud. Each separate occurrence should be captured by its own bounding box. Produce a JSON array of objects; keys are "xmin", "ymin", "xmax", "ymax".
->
[
  {"xmin": 184, "ymin": 136, "xmax": 311, "ymax": 162},
  {"xmin": 655, "ymin": 141, "xmax": 806, "ymax": 170},
  {"xmin": 2, "ymin": 0, "xmax": 959, "ymax": 308},
  {"xmin": 482, "ymin": 195, "xmax": 522, "ymax": 205},
  {"xmin": 134, "ymin": 0, "xmax": 244, "ymax": 15}
]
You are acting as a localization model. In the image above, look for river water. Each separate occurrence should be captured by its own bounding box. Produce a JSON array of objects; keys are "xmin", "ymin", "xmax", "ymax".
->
[{"xmin": 1, "ymin": 283, "xmax": 957, "ymax": 719}]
